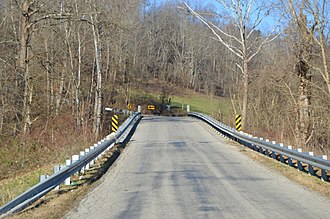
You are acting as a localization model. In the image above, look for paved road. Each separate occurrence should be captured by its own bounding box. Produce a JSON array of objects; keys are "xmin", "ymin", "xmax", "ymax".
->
[{"xmin": 65, "ymin": 116, "xmax": 330, "ymax": 219}]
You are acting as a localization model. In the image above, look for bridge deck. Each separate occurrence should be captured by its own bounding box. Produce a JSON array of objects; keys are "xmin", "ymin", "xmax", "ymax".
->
[{"xmin": 65, "ymin": 116, "xmax": 330, "ymax": 219}]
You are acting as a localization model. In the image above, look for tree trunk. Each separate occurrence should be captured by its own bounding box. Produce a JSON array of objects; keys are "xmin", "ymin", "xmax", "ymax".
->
[
  {"xmin": 188, "ymin": 50, "xmax": 195, "ymax": 88},
  {"xmin": 74, "ymin": 0, "xmax": 82, "ymax": 128},
  {"xmin": 91, "ymin": 14, "xmax": 102, "ymax": 138},
  {"xmin": 44, "ymin": 38, "xmax": 50, "ymax": 115},
  {"xmin": 76, "ymin": 31, "xmax": 82, "ymax": 128},
  {"xmin": 19, "ymin": 0, "xmax": 32, "ymax": 134},
  {"xmin": 295, "ymin": 10, "xmax": 313, "ymax": 147},
  {"xmin": 56, "ymin": 63, "xmax": 66, "ymax": 115},
  {"xmin": 88, "ymin": 59, "xmax": 95, "ymax": 120},
  {"xmin": 105, "ymin": 44, "xmax": 111, "ymax": 81},
  {"xmin": 0, "ymin": 95, "xmax": 4, "ymax": 134},
  {"xmin": 319, "ymin": 36, "xmax": 330, "ymax": 94},
  {"xmin": 296, "ymin": 60, "xmax": 311, "ymax": 147},
  {"xmin": 241, "ymin": 59, "xmax": 249, "ymax": 130}
]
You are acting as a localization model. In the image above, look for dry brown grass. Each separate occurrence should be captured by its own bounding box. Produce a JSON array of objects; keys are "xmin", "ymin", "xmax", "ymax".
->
[
  {"xmin": 6, "ymin": 145, "xmax": 122, "ymax": 219},
  {"xmin": 0, "ymin": 114, "xmax": 112, "ymax": 206},
  {"xmin": 235, "ymin": 143, "xmax": 330, "ymax": 199},
  {"xmin": 8, "ymin": 184, "xmax": 90, "ymax": 219},
  {"xmin": 0, "ymin": 115, "xmax": 96, "ymax": 180}
]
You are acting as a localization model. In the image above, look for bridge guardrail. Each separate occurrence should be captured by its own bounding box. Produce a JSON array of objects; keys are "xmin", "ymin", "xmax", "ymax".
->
[
  {"xmin": 0, "ymin": 112, "xmax": 141, "ymax": 217},
  {"xmin": 188, "ymin": 112, "xmax": 330, "ymax": 180}
]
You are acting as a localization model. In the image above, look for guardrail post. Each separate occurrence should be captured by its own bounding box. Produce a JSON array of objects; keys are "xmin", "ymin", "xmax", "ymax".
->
[
  {"xmin": 72, "ymin": 155, "xmax": 79, "ymax": 163},
  {"xmin": 95, "ymin": 143, "xmax": 102, "ymax": 159},
  {"xmin": 271, "ymin": 150, "xmax": 277, "ymax": 159},
  {"xmin": 53, "ymin": 165, "xmax": 61, "ymax": 190},
  {"xmin": 279, "ymin": 144, "xmax": 286, "ymax": 163},
  {"xmin": 64, "ymin": 159, "xmax": 71, "ymax": 185},
  {"xmin": 271, "ymin": 151, "xmax": 276, "ymax": 159},
  {"xmin": 308, "ymin": 152, "xmax": 316, "ymax": 176},
  {"xmin": 79, "ymin": 151, "xmax": 85, "ymax": 173},
  {"xmin": 39, "ymin": 175, "xmax": 48, "ymax": 182},
  {"xmin": 265, "ymin": 146, "xmax": 270, "ymax": 157},
  {"xmin": 287, "ymin": 146, "xmax": 294, "ymax": 167},
  {"xmin": 72, "ymin": 154, "xmax": 79, "ymax": 176},
  {"xmin": 279, "ymin": 153, "xmax": 285, "ymax": 163},
  {"xmin": 89, "ymin": 146, "xmax": 95, "ymax": 166},
  {"xmin": 251, "ymin": 137, "xmax": 258, "ymax": 151},
  {"xmin": 85, "ymin": 148, "xmax": 90, "ymax": 170},
  {"xmin": 271, "ymin": 141, "xmax": 277, "ymax": 160},
  {"xmin": 296, "ymin": 148, "xmax": 305, "ymax": 171},
  {"xmin": 321, "ymin": 155, "xmax": 329, "ymax": 181},
  {"xmin": 60, "ymin": 164, "xmax": 66, "ymax": 184},
  {"xmin": 100, "ymin": 141, "xmax": 105, "ymax": 156},
  {"xmin": 257, "ymin": 139, "xmax": 264, "ymax": 154}
]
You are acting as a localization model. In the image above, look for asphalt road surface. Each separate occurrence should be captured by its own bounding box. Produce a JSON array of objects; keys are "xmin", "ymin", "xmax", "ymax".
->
[{"xmin": 65, "ymin": 116, "xmax": 330, "ymax": 219}]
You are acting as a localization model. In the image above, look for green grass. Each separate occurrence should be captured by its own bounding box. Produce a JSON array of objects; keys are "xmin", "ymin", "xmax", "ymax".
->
[
  {"xmin": 0, "ymin": 166, "xmax": 52, "ymax": 206},
  {"xmin": 170, "ymin": 92, "xmax": 233, "ymax": 126},
  {"xmin": 131, "ymin": 88, "xmax": 231, "ymax": 116},
  {"xmin": 171, "ymin": 94, "xmax": 231, "ymax": 118},
  {"xmin": 130, "ymin": 87, "xmax": 233, "ymax": 125}
]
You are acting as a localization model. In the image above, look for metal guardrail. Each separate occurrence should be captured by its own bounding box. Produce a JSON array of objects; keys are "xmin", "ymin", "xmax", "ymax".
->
[
  {"xmin": 188, "ymin": 112, "xmax": 330, "ymax": 180},
  {"xmin": 0, "ymin": 112, "xmax": 141, "ymax": 217}
]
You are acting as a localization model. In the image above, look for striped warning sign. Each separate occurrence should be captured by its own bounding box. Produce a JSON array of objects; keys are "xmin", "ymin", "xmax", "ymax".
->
[
  {"xmin": 235, "ymin": 114, "xmax": 242, "ymax": 131},
  {"xmin": 111, "ymin": 115, "xmax": 119, "ymax": 132}
]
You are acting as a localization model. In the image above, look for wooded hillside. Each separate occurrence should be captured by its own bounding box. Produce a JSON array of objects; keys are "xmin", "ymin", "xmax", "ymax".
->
[{"xmin": 0, "ymin": 0, "xmax": 329, "ymax": 155}]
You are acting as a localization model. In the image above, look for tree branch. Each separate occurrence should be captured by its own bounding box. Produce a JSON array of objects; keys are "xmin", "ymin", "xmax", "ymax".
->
[
  {"xmin": 183, "ymin": 3, "xmax": 244, "ymax": 60},
  {"xmin": 28, "ymin": 13, "xmax": 73, "ymax": 29}
]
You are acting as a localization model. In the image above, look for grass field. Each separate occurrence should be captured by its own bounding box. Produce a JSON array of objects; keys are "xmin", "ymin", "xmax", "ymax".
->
[
  {"xmin": 170, "ymin": 94, "xmax": 232, "ymax": 119},
  {"xmin": 130, "ymin": 86, "xmax": 233, "ymax": 125}
]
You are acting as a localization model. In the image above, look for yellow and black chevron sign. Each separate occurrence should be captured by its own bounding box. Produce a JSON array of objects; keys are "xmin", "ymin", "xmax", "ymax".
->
[
  {"xmin": 111, "ymin": 115, "xmax": 119, "ymax": 132},
  {"xmin": 235, "ymin": 114, "xmax": 242, "ymax": 131}
]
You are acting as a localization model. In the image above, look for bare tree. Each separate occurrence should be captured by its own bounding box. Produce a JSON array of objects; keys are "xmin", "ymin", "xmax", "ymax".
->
[
  {"xmin": 16, "ymin": 0, "xmax": 72, "ymax": 134},
  {"xmin": 286, "ymin": 0, "xmax": 328, "ymax": 147},
  {"xmin": 288, "ymin": 0, "xmax": 330, "ymax": 95},
  {"xmin": 90, "ymin": 10, "xmax": 102, "ymax": 138},
  {"xmin": 183, "ymin": 0, "xmax": 280, "ymax": 129}
]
